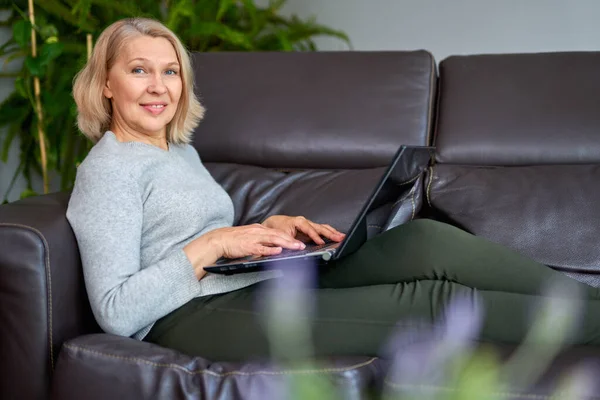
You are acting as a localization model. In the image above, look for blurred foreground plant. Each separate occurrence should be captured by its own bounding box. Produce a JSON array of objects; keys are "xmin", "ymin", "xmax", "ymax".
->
[{"xmin": 261, "ymin": 265, "xmax": 599, "ymax": 400}]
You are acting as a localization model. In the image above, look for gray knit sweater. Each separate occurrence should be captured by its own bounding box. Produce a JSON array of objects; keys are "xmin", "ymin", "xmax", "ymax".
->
[{"xmin": 66, "ymin": 131, "xmax": 278, "ymax": 340}]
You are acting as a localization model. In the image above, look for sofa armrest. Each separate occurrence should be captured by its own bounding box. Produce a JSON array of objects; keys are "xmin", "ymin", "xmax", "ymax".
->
[{"xmin": 0, "ymin": 192, "xmax": 101, "ymax": 400}]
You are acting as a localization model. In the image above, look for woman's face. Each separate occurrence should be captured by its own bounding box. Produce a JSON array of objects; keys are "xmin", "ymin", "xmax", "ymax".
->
[{"xmin": 103, "ymin": 35, "xmax": 182, "ymax": 140}]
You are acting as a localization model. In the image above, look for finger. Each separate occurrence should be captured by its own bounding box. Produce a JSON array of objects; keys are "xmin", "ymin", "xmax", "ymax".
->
[
  {"xmin": 256, "ymin": 245, "xmax": 282, "ymax": 256},
  {"xmin": 267, "ymin": 228, "xmax": 305, "ymax": 247},
  {"xmin": 297, "ymin": 220, "xmax": 325, "ymax": 245},
  {"xmin": 273, "ymin": 229, "xmax": 299, "ymax": 243},
  {"xmin": 322, "ymin": 224, "xmax": 345, "ymax": 236},
  {"xmin": 317, "ymin": 224, "xmax": 346, "ymax": 241},
  {"xmin": 256, "ymin": 224, "xmax": 294, "ymax": 240},
  {"xmin": 263, "ymin": 234, "xmax": 305, "ymax": 250}
]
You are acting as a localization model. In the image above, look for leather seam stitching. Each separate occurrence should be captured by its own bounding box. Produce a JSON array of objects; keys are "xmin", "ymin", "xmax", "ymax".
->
[
  {"xmin": 396, "ymin": 171, "xmax": 422, "ymax": 187},
  {"xmin": 0, "ymin": 223, "xmax": 54, "ymax": 370},
  {"xmin": 426, "ymin": 166, "xmax": 434, "ymax": 208},
  {"xmin": 63, "ymin": 344, "xmax": 377, "ymax": 376},
  {"xmin": 391, "ymin": 172, "xmax": 424, "ymax": 208},
  {"xmin": 410, "ymin": 184, "xmax": 416, "ymax": 220}
]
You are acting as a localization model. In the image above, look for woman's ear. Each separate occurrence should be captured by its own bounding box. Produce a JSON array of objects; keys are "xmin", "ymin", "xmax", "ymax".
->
[{"xmin": 103, "ymin": 81, "xmax": 113, "ymax": 99}]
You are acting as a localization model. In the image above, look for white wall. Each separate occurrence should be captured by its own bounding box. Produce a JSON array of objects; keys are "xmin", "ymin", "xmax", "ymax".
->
[{"xmin": 278, "ymin": 0, "xmax": 600, "ymax": 62}]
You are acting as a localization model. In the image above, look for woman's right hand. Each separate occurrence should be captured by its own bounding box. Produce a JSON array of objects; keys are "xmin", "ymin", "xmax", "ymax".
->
[
  {"xmin": 208, "ymin": 223, "xmax": 307, "ymax": 259},
  {"xmin": 184, "ymin": 224, "xmax": 306, "ymax": 279}
]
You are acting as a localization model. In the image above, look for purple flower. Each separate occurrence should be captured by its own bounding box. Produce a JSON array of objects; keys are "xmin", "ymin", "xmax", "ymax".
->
[
  {"xmin": 557, "ymin": 360, "xmax": 600, "ymax": 399},
  {"xmin": 257, "ymin": 258, "xmax": 320, "ymax": 361},
  {"xmin": 382, "ymin": 293, "xmax": 484, "ymax": 397}
]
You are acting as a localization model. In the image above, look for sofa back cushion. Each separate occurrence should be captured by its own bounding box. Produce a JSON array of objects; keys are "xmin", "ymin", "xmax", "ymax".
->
[
  {"xmin": 191, "ymin": 51, "xmax": 436, "ymax": 169},
  {"xmin": 209, "ymin": 146, "xmax": 433, "ymax": 238},
  {"xmin": 434, "ymin": 52, "xmax": 600, "ymax": 165},
  {"xmin": 429, "ymin": 52, "xmax": 600, "ymax": 282},
  {"xmin": 191, "ymin": 51, "xmax": 437, "ymax": 232}
]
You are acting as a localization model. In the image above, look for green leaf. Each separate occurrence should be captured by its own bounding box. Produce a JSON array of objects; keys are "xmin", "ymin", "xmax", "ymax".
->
[
  {"xmin": 266, "ymin": 14, "xmax": 352, "ymax": 49},
  {"xmin": 12, "ymin": 19, "xmax": 31, "ymax": 48},
  {"xmin": 0, "ymin": 92, "xmax": 29, "ymax": 126},
  {"xmin": 0, "ymin": 43, "xmax": 21, "ymax": 58},
  {"xmin": 39, "ymin": 24, "xmax": 59, "ymax": 41},
  {"xmin": 165, "ymin": 0, "xmax": 194, "ymax": 32},
  {"xmin": 88, "ymin": 0, "xmax": 141, "ymax": 18},
  {"xmin": 71, "ymin": 0, "xmax": 92, "ymax": 28},
  {"xmin": 2, "ymin": 49, "xmax": 26, "ymax": 67},
  {"xmin": 288, "ymin": 369, "xmax": 339, "ymax": 400},
  {"xmin": 268, "ymin": 0, "xmax": 287, "ymax": 12},
  {"xmin": 2, "ymin": 158, "xmax": 25, "ymax": 203},
  {"xmin": 10, "ymin": 3, "xmax": 29, "ymax": 21},
  {"xmin": 0, "ymin": 93, "xmax": 31, "ymax": 162},
  {"xmin": 35, "ymin": 0, "xmax": 97, "ymax": 31},
  {"xmin": 216, "ymin": 0, "xmax": 234, "ymax": 21},
  {"xmin": 14, "ymin": 77, "xmax": 28, "ymax": 98},
  {"xmin": 38, "ymin": 42, "xmax": 64, "ymax": 66},
  {"xmin": 241, "ymin": 0, "xmax": 260, "ymax": 36},
  {"xmin": 274, "ymin": 31, "xmax": 293, "ymax": 51},
  {"xmin": 19, "ymin": 188, "xmax": 39, "ymax": 199},
  {"xmin": 25, "ymin": 55, "xmax": 45, "ymax": 76},
  {"xmin": 2, "ymin": 123, "xmax": 20, "ymax": 163},
  {"xmin": 452, "ymin": 348, "xmax": 501, "ymax": 400},
  {"xmin": 190, "ymin": 22, "xmax": 254, "ymax": 49}
]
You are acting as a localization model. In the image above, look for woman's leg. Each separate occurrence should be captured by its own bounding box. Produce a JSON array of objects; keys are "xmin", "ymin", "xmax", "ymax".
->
[
  {"xmin": 320, "ymin": 219, "xmax": 599, "ymax": 299},
  {"xmin": 145, "ymin": 278, "xmax": 600, "ymax": 362},
  {"xmin": 145, "ymin": 219, "xmax": 600, "ymax": 361},
  {"xmin": 145, "ymin": 280, "xmax": 468, "ymax": 361}
]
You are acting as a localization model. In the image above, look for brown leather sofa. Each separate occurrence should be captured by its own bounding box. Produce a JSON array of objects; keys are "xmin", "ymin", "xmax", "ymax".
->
[{"xmin": 1, "ymin": 50, "xmax": 600, "ymax": 400}]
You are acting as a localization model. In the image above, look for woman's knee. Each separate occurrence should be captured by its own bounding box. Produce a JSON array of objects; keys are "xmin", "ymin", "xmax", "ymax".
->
[
  {"xmin": 398, "ymin": 219, "xmax": 463, "ymax": 237},
  {"xmin": 387, "ymin": 219, "xmax": 473, "ymax": 248}
]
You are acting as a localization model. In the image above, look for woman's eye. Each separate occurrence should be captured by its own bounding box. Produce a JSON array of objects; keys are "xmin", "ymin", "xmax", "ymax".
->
[
  {"xmin": 165, "ymin": 69, "xmax": 178, "ymax": 76},
  {"xmin": 132, "ymin": 68, "xmax": 145, "ymax": 74}
]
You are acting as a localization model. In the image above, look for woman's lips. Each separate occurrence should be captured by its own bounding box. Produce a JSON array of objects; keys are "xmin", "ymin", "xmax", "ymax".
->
[{"xmin": 141, "ymin": 104, "xmax": 167, "ymax": 115}]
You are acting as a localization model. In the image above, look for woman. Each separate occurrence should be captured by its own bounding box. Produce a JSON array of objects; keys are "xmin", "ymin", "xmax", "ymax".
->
[{"xmin": 67, "ymin": 17, "xmax": 600, "ymax": 362}]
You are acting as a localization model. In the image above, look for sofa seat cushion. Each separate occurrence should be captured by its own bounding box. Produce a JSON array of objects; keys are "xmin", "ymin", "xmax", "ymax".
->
[{"xmin": 51, "ymin": 334, "xmax": 386, "ymax": 400}]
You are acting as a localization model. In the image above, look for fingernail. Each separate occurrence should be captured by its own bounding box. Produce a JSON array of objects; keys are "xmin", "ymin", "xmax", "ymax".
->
[{"xmin": 297, "ymin": 242, "xmax": 305, "ymax": 249}]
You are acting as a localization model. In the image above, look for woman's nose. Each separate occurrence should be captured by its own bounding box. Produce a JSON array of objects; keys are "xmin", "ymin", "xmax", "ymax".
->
[{"xmin": 148, "ymin": 73, "xmax": 167, "ymax": 94}]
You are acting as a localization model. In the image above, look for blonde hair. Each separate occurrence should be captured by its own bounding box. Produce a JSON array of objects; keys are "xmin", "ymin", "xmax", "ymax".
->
[{"xmin": 72, "ymin": 18, "xmax": 204, "ymax": 144}]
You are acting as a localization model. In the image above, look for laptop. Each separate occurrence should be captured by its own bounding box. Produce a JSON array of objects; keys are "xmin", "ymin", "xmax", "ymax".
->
[{"xmin": 204, "ymin": 145, "xmax": 434, "ymax": 275}]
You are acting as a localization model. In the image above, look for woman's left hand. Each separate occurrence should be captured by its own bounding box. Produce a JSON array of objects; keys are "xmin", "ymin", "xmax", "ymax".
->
[{"xmin": 261, "ymin": 215, "xmax": 345, "ymax": 245}]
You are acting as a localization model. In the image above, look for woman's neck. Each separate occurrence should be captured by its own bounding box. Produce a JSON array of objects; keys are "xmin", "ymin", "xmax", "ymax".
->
[{"xmin": 110, "ymin": 125, "xmax": 169, "ymax": 151}]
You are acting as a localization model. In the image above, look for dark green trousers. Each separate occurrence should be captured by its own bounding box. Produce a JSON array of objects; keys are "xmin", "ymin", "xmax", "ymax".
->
[{"xmin": 145, "ymin": 219, "xmax": 600, "ymax": 361}]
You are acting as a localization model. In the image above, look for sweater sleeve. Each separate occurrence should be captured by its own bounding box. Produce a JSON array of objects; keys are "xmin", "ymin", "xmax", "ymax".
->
[{"xmin": 66, "ymin": 157, "xmax": 201, "ymax": 337}]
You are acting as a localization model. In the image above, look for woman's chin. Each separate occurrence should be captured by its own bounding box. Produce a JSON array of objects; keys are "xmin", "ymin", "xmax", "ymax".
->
[{"xmin": 137, "ymin": 121, "xmax": 172, "ymax": 137}]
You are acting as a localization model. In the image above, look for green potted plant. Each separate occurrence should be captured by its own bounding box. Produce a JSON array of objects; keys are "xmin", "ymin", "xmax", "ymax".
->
[{"xmin": 0, "ymin": 0, "xmax": 351, "ymax": 202}]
